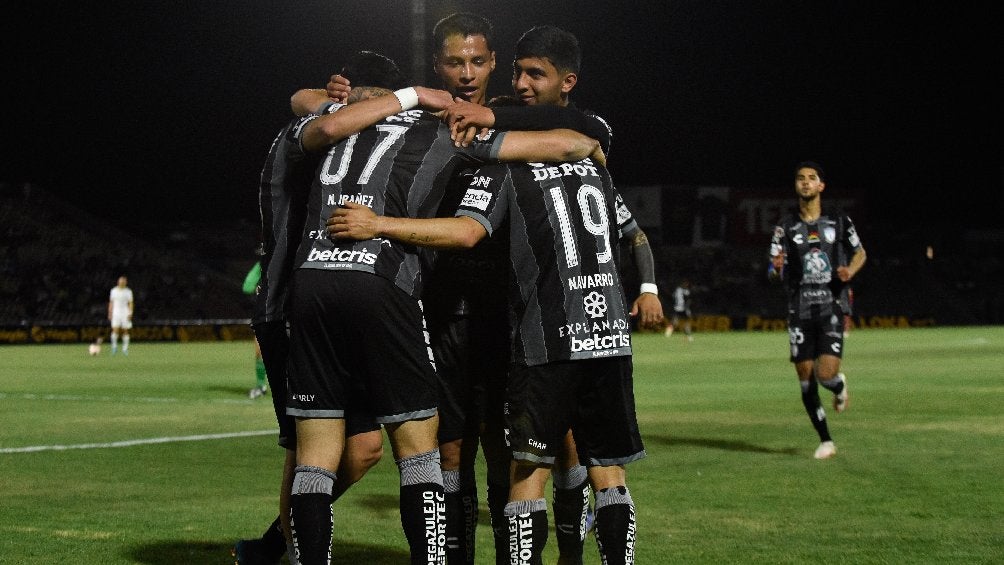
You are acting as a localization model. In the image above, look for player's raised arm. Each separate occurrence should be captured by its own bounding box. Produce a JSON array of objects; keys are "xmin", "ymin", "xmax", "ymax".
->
[
  {"xmin": 443, "ymin": 101, "xmax": 612, "ymax": 155},
  {"xmin": 494, "ymin": 129, "xmax": 601, "ymax": 164},
  {"xmin": 327, "ymin": 202, "xmax": 487, "ymax": 249},
  {"xmin": 290, "ymin": 88, "xmax": 333, "ymax": 117},
  {"xmin": 300, "ymin": 86, "xmax": 454, "ymax": 153}
]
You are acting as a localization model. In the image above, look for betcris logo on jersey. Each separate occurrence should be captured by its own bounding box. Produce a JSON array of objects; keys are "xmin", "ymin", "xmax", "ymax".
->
[
  {"xmin": 569, "ymin": 331, "xmax": 631, "ymax": 356},
  {"xmin": 306, "ymin": 246, "xmax": 378, "ymax": 266}
]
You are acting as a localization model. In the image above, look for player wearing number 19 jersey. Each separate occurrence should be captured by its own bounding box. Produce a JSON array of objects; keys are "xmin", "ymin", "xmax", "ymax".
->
[{"xmin": 455, "ymin": 157, "xmax": 645, "ymax": 565}]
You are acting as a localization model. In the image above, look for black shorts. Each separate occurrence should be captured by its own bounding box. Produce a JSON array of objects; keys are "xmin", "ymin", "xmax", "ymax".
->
[
  {"xmin": 429, "ymin": 313, "xmax": 509, "ymax": 444},
  {"xmin": 788, "ymin": 314, "xmax": 845, "ymax": 362},
  {"xmin": 253, "ymin": 320, "xmax": 296, "ymax": 449},
  {"xmin": 286, "ymin": 270, "xmax": 438, "ymax": 424},
  {"xmin": 506, "ymin": 356, "xmax": 646, "ymax": 467},
  {"xmin": 255, "ymin": 320, "xmax": 380, "ymax": 448}
]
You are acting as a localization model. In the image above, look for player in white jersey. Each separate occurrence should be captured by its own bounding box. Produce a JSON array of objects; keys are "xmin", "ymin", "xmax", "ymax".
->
[
  {"xmin": 107, "ymin": 276, "xmax": 133, "ymax": 355},
  {"xmin": 666, "ymin": 279, "xmax": 694, "ymax": 341}
]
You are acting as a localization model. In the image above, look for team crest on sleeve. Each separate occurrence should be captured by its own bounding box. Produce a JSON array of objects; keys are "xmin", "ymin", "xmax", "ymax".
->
[
  {"xmin": 461, "ymin": 189, "xmax": 493, "ymax": 211},
  {"xmin": 615, "ymin": 196, "xmax": 632, "ymax": 225},
  {"xmin": 291, "ymin": 114, "xmax": 319, "ymax": 138},
  {"xmin": 324, "ymin": 102, "xmax": 346, "ymax": 114},
  {"xmin": 847, "ymin": 224, "xmax": 860, "ymax": 247}
]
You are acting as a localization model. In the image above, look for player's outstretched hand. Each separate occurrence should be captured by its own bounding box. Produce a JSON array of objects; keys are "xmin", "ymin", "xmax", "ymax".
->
[
  {"xmin": 415, "ymin": 87, "xmax": 456, "ymax": 111},
  {"xmin": 443, "ymin": 100, "xmax": 495, "ymax": 131},
  {"xmin": 326, "ymin": 74, "xmax": 351, "ymax": 103},
  {"xmin": 327, "ymin": 202, "xmax": 380, "ymax": 240}
]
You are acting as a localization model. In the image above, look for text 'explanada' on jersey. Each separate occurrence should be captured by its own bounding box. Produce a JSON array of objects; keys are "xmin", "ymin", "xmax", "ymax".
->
[
  {"xmin": 457, "ymin": 158, "xmax": 632, "ymax": 366},
  {"xmin": 292, "ymin": 109, "xmax": 504, "ymax": 298},
  {"xmin": 769, "ymin": 212, "xmax": 863, "ymax": 321}
]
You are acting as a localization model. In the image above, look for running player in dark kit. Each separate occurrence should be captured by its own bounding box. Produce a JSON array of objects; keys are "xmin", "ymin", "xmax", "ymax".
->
[{"xmin": 769, "ymin": 161, "xmax": 866, "ymax": 460}]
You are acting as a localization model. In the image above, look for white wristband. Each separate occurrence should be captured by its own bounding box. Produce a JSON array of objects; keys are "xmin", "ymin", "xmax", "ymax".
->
[
  {"xmin": 393, "ymin": 87, "xmax": 419, "ymax": 111},
  {"xmin": 640, "ymin": 283, "xmax": 658, "ymax": 296}
]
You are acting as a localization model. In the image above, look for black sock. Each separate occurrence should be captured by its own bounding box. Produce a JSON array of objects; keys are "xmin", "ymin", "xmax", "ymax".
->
[
  {"xmin": 594, "ymin": 486, "xmax": 637, "ymax": 565},
  {"xmin": 487, "ymin": 480, "xmax": 510, "ymax": 565},
  {"xmin": 505, "ymin": 499, "xmax": 548, "ymax": 565},
  {"xmin": 460, "ymin": 482, "xmax": 478, "ymax": 565},
  {"xmin": 289, "ymin": 466, "xmax": 336, "ymax": 565},
  {"xmin": 552, "ymin": 466, "xmax": 589, "ymax": 565},
  {"xmin": 398, "ymin": 450, "xmax": 445, "ymax": 565},
  {"xmin": 443, "ymin": 469, "xmax": 469, "ymax": 565},
  {"xmin": 259, "ymin": 515, "xmax": 285, "ymax": 560},
  {"xmin": 801, "ymin": 379, "xmax": 832, "ymax": 442}
]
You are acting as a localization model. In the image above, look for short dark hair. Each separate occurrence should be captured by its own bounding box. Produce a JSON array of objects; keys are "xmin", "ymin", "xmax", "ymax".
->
[
  {"xmin": 339, "ymin": 50, "xmax": 407, "ymax": 91},
  {"xmin": 433, "ymin": 12, "xmax": 494, "ymax": 52},
  {"xmin": 487, "ymin": 94, "xmax": 522, "ymax": 108},
  {"xmin": 514, "ymin": 25, "xmax": 581, "ymax": 74},
  {"xmin": 795, "ymin": 160, "xmax": 825, "ymax": 181}
]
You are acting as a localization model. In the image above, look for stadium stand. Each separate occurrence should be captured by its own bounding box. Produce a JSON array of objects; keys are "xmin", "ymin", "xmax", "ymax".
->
[
  {"xmin": 3, "ymin": 181, "xmax": 999, "ymax": 328},
  {"xmin": 1, "ymin": 182, "xmax": 253, "ymax": 325}
]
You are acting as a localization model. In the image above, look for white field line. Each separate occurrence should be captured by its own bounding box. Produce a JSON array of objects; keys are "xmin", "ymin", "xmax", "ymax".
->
[
  {"xmin": 0, "ymin": 392, "xmax": 252, "ymax": 405},
  {"xmin": 1, "ymin": 430, "xmax": 276, "ymax": 454}
]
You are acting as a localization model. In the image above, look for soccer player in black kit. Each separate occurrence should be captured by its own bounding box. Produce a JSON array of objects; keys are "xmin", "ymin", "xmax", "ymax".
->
[
  {"xmin": 283, "ymin": 53, "xmax": 603, "ymax": 565},
  {"xmin": 769, "ymin": 161, "xmax": 866, "ymax": 459},
  {"xmin": 235, "ymin": 51, "xmax": 448, "ymax": 565},
  {"xmin": 308, "ymin": 18, "xmax": 638, "ymax": 565},
  {"xmin": 443, "ymin": 26, "xmax": 663, "ymax": 565},
  {"xmin": 328, "ymin": 146, "xmax": 645, "ymax": 565}
]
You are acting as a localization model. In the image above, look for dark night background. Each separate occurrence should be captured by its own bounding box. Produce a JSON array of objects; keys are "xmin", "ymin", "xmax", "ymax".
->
[{"xmin": 5, "ymin": 1, "xmax": 1002, "ymax": 246}]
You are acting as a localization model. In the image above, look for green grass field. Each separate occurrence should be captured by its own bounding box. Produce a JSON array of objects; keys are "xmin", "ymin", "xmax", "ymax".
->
[{"xmin": 1, "ymin": 328, "xmax": 1001, "ymax": 564}]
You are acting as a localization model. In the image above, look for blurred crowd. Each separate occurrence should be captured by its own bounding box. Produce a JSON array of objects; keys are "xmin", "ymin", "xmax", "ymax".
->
[
  {"xmin": 3, "ymin": 182, "xmax": 1000, "ymax": 327},
  {"xmin": 1, "ymin": 183, "xmax": 251, "ymax": 325}
]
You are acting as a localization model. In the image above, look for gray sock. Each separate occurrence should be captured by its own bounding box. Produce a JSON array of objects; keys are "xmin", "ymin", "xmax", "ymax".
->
[
  {"xmin": 397, "ymin": 449, "xmax": 443, "ymax": 487},
  {"xmin": 504, "ymin": 498, "xmax": 547, "ymax": 516},
  {"xmin": 291, "ymin": 465, "xmax": 336, "ymax": 495}
]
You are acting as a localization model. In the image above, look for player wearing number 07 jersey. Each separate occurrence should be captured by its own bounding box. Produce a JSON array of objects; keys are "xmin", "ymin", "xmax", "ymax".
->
[
  {"xmin": 287, "ymin": 105, "xmax": 505, "ymax": 565},
  {"xmin": 286, "ymin": 60, "xmax": 603, "ymax": 563}
]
